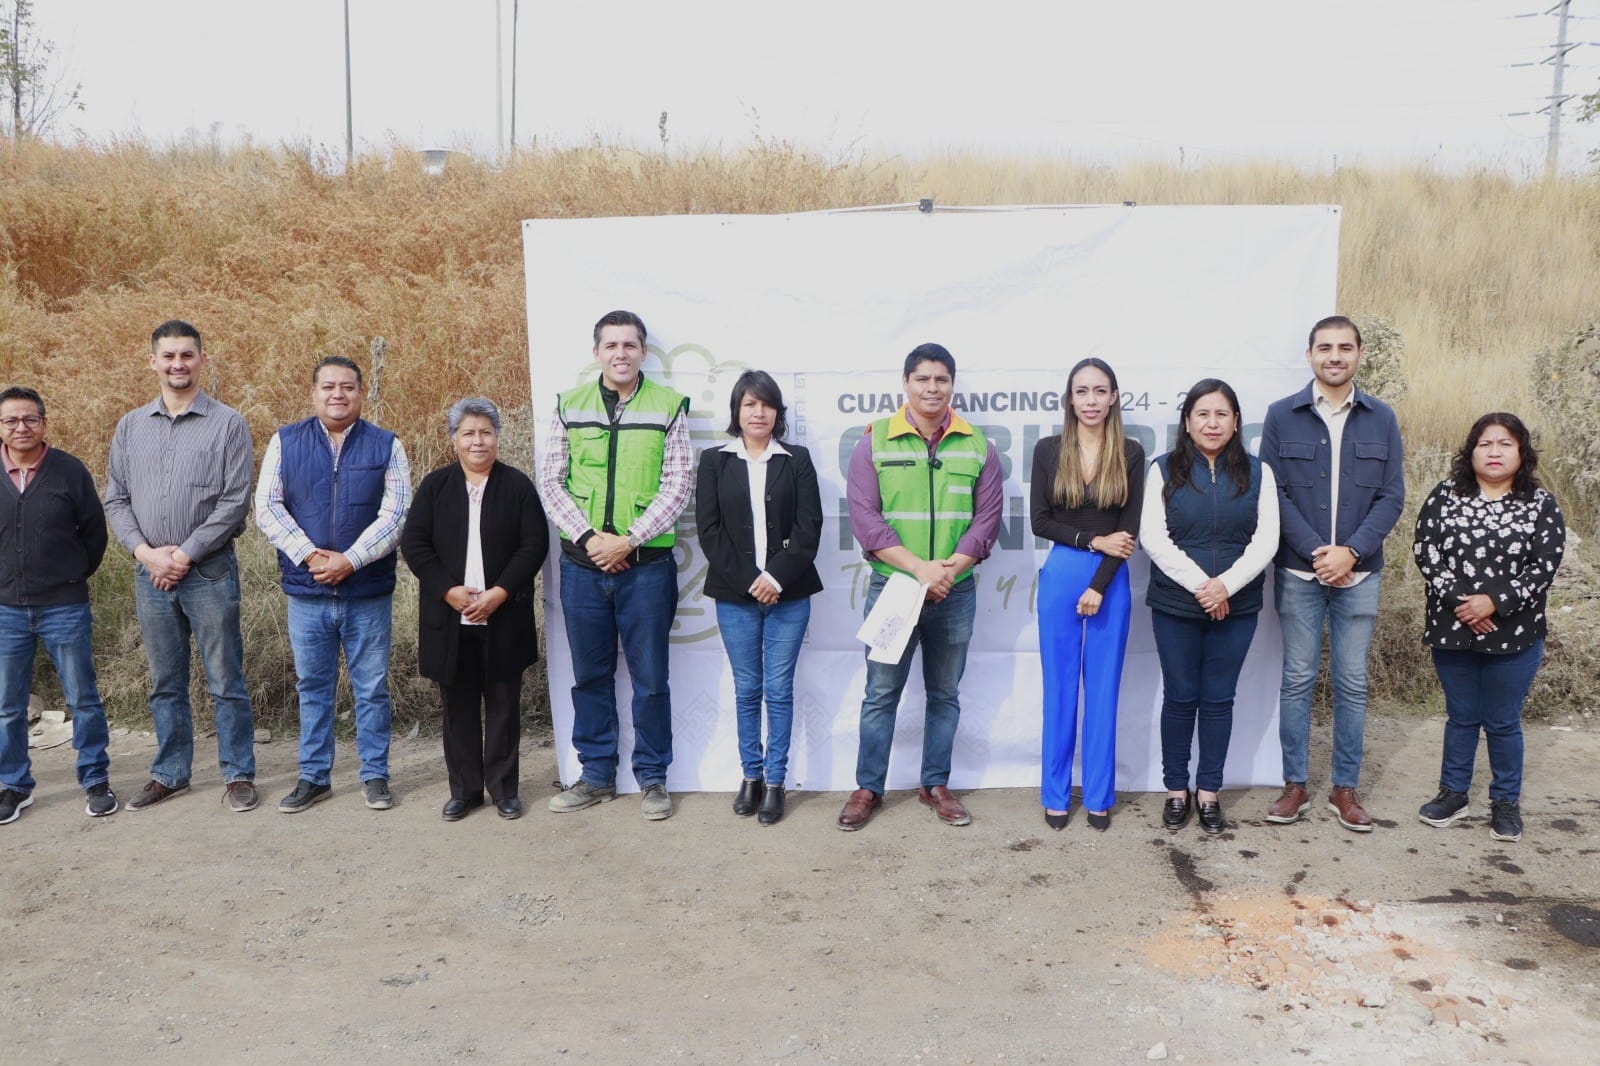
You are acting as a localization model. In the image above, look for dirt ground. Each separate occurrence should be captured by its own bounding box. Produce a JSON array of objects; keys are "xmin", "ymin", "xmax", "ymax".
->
[{"xmin": 2, "ymin": 709, "xmax": 1597, "ymax": 1065}]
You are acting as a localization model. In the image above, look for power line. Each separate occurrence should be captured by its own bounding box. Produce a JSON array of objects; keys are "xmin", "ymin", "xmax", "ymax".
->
[{"xmin": 1507, "ymin": 2, "xmax": 1579, "ymax": 175}]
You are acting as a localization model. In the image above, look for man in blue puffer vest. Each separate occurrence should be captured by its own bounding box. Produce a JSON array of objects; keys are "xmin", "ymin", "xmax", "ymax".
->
[{"xmin": 255, "ymin": 356, "xmax": 412, "ymax": 814}]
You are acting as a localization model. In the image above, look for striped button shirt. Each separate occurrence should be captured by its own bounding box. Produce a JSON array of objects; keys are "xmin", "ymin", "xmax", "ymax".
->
[{"xmin": 104, "ymin": 390, "xmax": 255, "ymax": 564}]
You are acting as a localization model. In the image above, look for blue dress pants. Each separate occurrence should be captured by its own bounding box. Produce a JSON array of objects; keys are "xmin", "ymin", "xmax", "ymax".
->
[{"xmin": 1038, "ymin": 545, "xmax": 1130, "ymax": 813}]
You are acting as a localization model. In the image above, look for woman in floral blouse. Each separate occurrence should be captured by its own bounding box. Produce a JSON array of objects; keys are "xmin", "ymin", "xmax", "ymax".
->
[{"xmin": 1412, "ymin": 412, "xmax": 1565, "ymax": 844}]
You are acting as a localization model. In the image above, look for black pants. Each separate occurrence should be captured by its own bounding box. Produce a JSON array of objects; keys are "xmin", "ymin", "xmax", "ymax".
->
[{"xmin": 441, "ymin": 628, "xmax": 523, "ymax": 802}]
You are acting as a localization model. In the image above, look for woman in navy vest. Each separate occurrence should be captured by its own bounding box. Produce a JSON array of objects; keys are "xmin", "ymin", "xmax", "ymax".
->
[
  {"xmin": 1141, "ymin": 379, "xmax": 1279, "ymax": 834},
  {"xmin": 695, "ymin": 370, "xmax": 823, "ymax": 826}
]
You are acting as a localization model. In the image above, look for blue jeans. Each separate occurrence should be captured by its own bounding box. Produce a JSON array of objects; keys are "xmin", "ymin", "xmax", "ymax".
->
[
  {"xmin": 716, "ymin": 597, "xmax": 811, "ymax": 786},
  {"xmin": 0, "ymin": 602, "xmax": 111, "ymax": 794},
  {"xmin": 134, "ymin": 549, "xmax": 255, "ymax": 786},
  {"xmin": 1153, "ymin": 609, "xmax": 1259, "ymax": 793},
  {"xmin": 855, "ymin": 572, "xmax": 975, "ymax": 794},
  {"xmin": 560, "ymin": 553, "xmax": 677, "ymax": 788},
  {"xmin": 286, "ymin": 593, "xmax": 393, "ymax": 785},
  {"xmin": 1431, "ymin": 642, "xmax": 1542, "ymax": 804},
  {"xmin": 1038, "ymin": 545, "xmax": 1131, "ymax": 813},
  {"xmin": 1274, "ymin": 569, "xmax": 1381, "ymax": 788}
]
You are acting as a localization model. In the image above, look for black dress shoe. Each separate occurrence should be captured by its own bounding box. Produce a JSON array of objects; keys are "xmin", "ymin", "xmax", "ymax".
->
[
  {"xmin": 1043, "ymin": 809, "xmax": 1070, "ymax": 831},
  {"xmin": 1197, "ymin": 798, "xmax": 1226, "ymax": 835},
  {"xmin": 756, "ymin": 785, "xmax": 785, "ymax": 826},
  {"xmin": 1162, "ymin": 792, "xmax": 1192, "ymax": 831},
  {"xmin": 733, "ymin": 778, "xmax": 764, "ymax": 817},
  {"xmin": 496, "ymin": 796, "xmax": 524, "ymax": 820},
  {"xmin": 1086, "ymin": 810, "xmax": 1111, "ymax": 832},
  {"xmin": 442, "ymin": 796, "xmax": 483, "ymax": 821}
]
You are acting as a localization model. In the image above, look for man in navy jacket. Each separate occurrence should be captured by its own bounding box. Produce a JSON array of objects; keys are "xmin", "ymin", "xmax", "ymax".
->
[{"xmin": 1260, "ymin": 316, "xmax": 1405, "ymax": 833}]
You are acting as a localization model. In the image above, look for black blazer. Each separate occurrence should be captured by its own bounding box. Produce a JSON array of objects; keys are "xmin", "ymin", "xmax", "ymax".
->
[
  {"xmin": 400, "ymin": 460, "xmax": 549, "ymax": 684},
  {"xmin": 695, "ymin": 441, "xmax": 823, "ymax": 602}
]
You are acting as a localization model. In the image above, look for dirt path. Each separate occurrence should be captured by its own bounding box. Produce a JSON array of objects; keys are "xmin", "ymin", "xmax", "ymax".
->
[{"xmin": 3, "ymin": 711, "xmax": 1597, "ymax": 1064}]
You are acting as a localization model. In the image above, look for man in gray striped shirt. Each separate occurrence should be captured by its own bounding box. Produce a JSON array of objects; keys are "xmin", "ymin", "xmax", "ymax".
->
[{"xmin": 104, "ymin": 319, "xmax": 259, "ymax": 814}]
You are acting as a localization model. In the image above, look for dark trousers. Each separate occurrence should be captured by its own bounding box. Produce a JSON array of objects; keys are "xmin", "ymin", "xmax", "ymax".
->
[
  {"xmin": 1153, "ymin": 609, "xmax": 1259, "ymax": 793},
  {"xmin": 1431, "ymin": 641, "xmax": 1543, "ymax": 804},
  {"xmin": 440, "ymin": 628, "xmax": 523, "ymax": 802}
]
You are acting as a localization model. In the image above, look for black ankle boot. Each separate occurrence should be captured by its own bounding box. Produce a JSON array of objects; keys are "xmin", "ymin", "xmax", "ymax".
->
[
  {"xmin": 757, "ymin": 785, "xmax": 786, "ymax": 826},
  {"xmin": 733, "ymin": 778, "xmax": 764, "ymax": 816}
]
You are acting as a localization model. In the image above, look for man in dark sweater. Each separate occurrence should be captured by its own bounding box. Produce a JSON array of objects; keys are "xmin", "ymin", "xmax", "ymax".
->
[{"xmin": 0, "ymin": 386, "xmax": 116, "ymax": 824}]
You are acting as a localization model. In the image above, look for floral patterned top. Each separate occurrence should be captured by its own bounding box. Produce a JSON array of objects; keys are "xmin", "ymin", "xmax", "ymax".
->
[{"xmin": 1411, "ymin": 479, "xmax": 1565, "ymax": 654}]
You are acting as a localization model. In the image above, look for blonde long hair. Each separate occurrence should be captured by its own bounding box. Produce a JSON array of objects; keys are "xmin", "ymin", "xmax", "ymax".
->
[{"xmin": 1053, "ymin": 357, "xmax": 1130, "ymax": 509}]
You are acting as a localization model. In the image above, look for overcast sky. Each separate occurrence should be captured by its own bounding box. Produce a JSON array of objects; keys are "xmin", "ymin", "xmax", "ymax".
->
[{"xmin": 33, "ymin": 0, "xmax": 1600, "ymax": 174}]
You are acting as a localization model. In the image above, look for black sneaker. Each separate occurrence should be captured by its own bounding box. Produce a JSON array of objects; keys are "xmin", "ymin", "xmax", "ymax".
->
[
  {"xmin": 277, "ymin": 778, "xmax": 332, "ymax": 813},
  {"xmin": 0, "ymin": 788, "xmax": 33, "ymax": 824},
  {"xmin": 1489, "ymin": 800, "xmax": 1523, "ymax": 843},
  {"xmin": 85, "ymin": 783, "xmax": 119, "ymax": 817},
  {"xmin": 363, "ymin": 779, "xmax": 393, "ymax": 810},
  {"xmin": 1418, "ymin": 788, "xmax": 1469, "ymax": 828}
]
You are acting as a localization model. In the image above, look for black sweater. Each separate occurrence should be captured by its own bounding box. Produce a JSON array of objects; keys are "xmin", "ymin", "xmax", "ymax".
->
[
  {"xmin": 1029, "ymin": 434, "xmax": 1146, "ymax": 594},
  {"xmin": 0, "ymin": 447, "xmax": 109, "ymax": 605}
]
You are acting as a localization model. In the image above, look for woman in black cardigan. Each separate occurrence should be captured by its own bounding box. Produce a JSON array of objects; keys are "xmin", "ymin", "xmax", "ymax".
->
[
  {"xmin": 695, "ymin": 370, "xmax": 822, "ymax": 825},
  {"xmin": 401, "ymin": 398, "xmax": 548, "ymax": 821}
]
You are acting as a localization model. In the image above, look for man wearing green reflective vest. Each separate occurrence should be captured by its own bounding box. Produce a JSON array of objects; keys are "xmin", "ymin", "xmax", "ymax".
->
[
  {"xmin": 838, "ymin": 343, "xmax": 1004, "ymax": 831},
  {"xmin": 537, "ymin": 310, "xmax": 691, "ymax": 822}
]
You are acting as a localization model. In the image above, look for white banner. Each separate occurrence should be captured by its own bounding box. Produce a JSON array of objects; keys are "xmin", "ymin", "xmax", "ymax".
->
[{"xmin": 524, "ymin": 205, "xmax": 1340, "ymax": 796}]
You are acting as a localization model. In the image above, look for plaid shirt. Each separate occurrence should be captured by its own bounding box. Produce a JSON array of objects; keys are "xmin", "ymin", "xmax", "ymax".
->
[{"xmin": 254, "ymin": 423, "xmax": 412, "ymax": 571}]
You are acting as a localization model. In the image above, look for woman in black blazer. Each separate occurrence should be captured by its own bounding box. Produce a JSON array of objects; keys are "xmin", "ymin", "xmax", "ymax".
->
[
  {"xmin": 401, "ymin": 397, "xmax": 548, "ymax": 821},
  {"xmin": 695, "ymin": 370, "xmax": 823, "ymax": 826}
]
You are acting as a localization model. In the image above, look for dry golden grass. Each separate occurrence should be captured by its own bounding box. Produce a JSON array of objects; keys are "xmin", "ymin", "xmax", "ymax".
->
[{"xmin": 1, "ymin": 138, "xmax": 1596, "ymax": 726}]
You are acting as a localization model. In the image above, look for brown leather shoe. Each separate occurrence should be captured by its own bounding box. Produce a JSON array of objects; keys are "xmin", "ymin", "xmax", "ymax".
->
[
  {"xmin": 1265, "ymin": 782, "xmax": 1310, "ymax": 824},
  {"xmin": 918, "ymin": 785, "xmax": 972, "ymax": 826},
  {"xmin": 837, "ymin": 788, "xmax": 882, "ymax": 831},
  {"xmin": 1328, "ymin": 787, "xmax": 1373, "ymax": 832}
]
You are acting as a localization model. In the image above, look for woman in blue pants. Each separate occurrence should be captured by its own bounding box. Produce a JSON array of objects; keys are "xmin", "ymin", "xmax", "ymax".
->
[{"xmin": 1030, "ymin": 358, "xmax": 1145, "ymax": 831}]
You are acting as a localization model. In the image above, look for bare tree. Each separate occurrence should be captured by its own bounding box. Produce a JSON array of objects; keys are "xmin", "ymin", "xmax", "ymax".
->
[{"xmin": 0, "ymin": 0, "xmax": 81, "ymax": 142}]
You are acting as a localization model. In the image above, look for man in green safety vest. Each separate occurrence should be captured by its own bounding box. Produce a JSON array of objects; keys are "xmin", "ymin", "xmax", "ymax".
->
[
  {"xmin": 837, "ymin": 343, "xmax": 1004, "ymax": 831},
  {"xmin": 536, "ymin": 310, "xmax": 691, "ymax": 822}
]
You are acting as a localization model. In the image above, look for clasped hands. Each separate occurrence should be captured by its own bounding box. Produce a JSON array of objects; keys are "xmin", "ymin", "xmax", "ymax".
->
[
  {"xmin": 136, "ymin": 544, "xmax": 191, "ymax": 591},
  {"xmin": 1454, "ymin": 592, "xmax": 1497, "ymax": 635},
  {"xmin": 1311, "ymin": 544, "xmax": 1358, "ymax": 587},
  {"xmin": 586, "ymin": 531, "xmax": 634, "ymax": 574},
  {"xmin": 305, "ymin": 548, "xmax": 355, "ymax": 586},
  {"xmin": 1192, "ymin": 577, "xmax": 1230, "ymax": 621},
  {"xmin": 910, "ymin": 557, "xmax": 965, "ymax": 603},
  {"xmin": 445, "ymin": 583, "xmax": 508, "ymax": 623}
]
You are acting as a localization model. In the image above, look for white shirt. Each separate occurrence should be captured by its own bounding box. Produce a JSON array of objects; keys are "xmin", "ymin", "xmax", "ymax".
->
[
  {"xmin": 1285, "ymin": 386, "xmax": 1371, "ymax": 587},
  {"xmin": 461, "ymin": 473, "xmax": 488, "ymax": 626},
  {"xmin": 720, "ymin": 436, "xmax": 789, "ymax": 592},
  {"xmin": 1142, "ymin": 460, "xmax": 1280, "ymax": 596}
]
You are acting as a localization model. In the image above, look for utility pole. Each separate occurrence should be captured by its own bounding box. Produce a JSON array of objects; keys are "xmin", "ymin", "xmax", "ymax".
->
[
  {"xmin": 344, "ymin": 0, "xmax": 354, "ymax": 169},
  {"xmin": 510, "ymin": 0, "xmax": 520, "ymax": 157},
  {"xmin": 1546, "ymin": 0, "xmax": 1573, "ymax": 176},
  {"xmin": 495, "ymin": 0, "xmax": 505, "ymax": 161}
]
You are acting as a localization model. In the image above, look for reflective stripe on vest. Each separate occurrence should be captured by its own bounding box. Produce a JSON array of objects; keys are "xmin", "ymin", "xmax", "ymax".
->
[{"xmin": 558, "ymin": 375, "xmax": 688, "ymax": 548}]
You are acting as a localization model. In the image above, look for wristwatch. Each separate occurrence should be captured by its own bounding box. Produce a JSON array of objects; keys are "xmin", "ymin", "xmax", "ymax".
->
[
  {"xmin": 626, "ymin": 531, "xmax": 644, "ymax": 549},
  {"xmin": 1346, "ymin": 546, "xmax": 1361, "ymax": 562}
]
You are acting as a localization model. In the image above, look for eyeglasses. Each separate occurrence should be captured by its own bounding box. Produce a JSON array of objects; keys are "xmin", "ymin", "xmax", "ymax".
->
[{"xmin": 0, "ymin": 416, "xmax": 43, "ymax": 430}]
